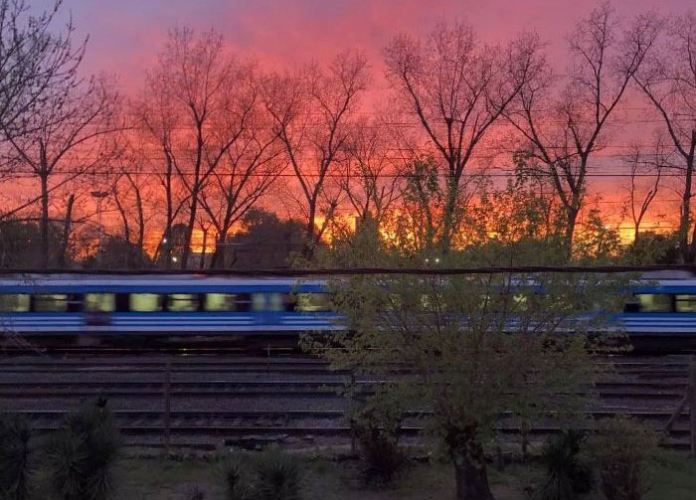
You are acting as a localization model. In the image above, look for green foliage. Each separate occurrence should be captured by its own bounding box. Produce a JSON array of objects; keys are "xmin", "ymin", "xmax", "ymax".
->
[
  {"xmin": 254, "ymin": 448, "xmax": 303, "ymax": 500},
  {"xmin": 591, "ymin": 416, "xmax": 657, "ymax": 500},
  {"xmin": 223, "ymin": 449, "xmax": 302, "ymax": 500},
  {"xmin": 351, "ymin": 399, "xmax": 406, "ymax": 486},
  {"xmin": 574, "ymin": 208, "xmax": 622, "ymax": 262},
  {"xmin": 621, "ymin": 231, "xmax": 680, "ymax": 265},
  {"xmin": 0, "ymin": 414, "xmax": 33, "ymax": 500},
  {"xmin": 535, "ymin": 430, "xmax": 593, "ymax": 500},
  {"xmin": 44, "ymin": 399, "xmax": 121, "ymax": 500},
  {"xmin": 309, "ymin": 176, "xmax": 631, "ymax": 500},
  {"xmin": 223, "ymin": 456, "xmax": 255, "ymax": 500}
]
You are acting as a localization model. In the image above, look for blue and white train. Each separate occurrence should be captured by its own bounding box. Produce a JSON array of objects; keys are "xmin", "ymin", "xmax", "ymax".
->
[
  {"xmin": 0, "ymin": 273, "xmax": 696, "ymax": 338},
  {"xmin": 0, "ymin": 275, "xmax": 337, "ymax": 336}
]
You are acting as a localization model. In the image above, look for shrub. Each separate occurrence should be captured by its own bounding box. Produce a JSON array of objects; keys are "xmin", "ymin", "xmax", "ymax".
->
[
  {"xmin": 44, "ymin": 399, "xmax": 121, "ymax": 500},
  {"xmin": 254, "ymin": 448, "xmax": 302, "ymax": 500},
  {"xmin": 223, "ymin": 449, "xmax": 302, "ymax": 500},
  {"xmin": 536, "ymin": 430, "xmax": 593, "ymax": 500},
  {"xmin": 353, "ymin": 407, "xmax": 406, "ymax": 486},
  {"xmin": 187, "ymin": 485, "xmax": 206, "ymax": 500},
  {"xmin": 591, "ymin": 416, "xmax": 657, "ymax": 500},
  {"xmin": 0, "ymin": 414, "xmax": 33, "ymax": 500},
  {"xmin": 223, "ymin": 456, "xmax": 255, "ymax": 500}
]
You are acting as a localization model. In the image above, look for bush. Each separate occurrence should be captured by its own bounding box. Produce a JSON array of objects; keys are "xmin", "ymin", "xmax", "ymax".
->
[
  {"xmin": 254, "ymin": 449, "xmax": 302, "ymax": 500},
  {"xmin": 353, "ymin": 407, "xmax": 406, "ymax": 486},
  {"xmin": 591, "ymin": 416, "xmax": 657, "ymax": 500},
  {"xmin": 536, "ymin": 430, "xmax": 593, "ymax": 500},
  {"xmin": 44, "ymin": 399, "xmax": 121, "ymax": 500},
  {"xmin": 223, "ymin": 449, "xmax": 302, "ymax": 500},
  {"xmin": 223, "ymin": 456, "xmax": 255, "ymax": 500},
  {"xmin": 0, "ymin": 414, "xmax": 33, "ymax": 500}
]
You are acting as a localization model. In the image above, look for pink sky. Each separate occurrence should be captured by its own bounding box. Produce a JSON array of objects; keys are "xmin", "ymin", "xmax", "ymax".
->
[
  {"xmin": 44, "ymin": 0, "xmax": 693, "ymax": 91},
  {"xmin": 29, "ymin": 0, "xmax": 692, "ymax": 239}
]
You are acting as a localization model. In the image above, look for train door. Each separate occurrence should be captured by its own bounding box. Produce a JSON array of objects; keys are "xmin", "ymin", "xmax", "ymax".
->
[{"xmin": 83, "ymin": 293, "xmax": 115, "ymax": 327}]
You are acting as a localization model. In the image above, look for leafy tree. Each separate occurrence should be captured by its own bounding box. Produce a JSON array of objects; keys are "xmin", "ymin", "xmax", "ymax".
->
[
  {"xmin": 309, "ymin": 185, "xmax": 627, "ymax": 500},
  {"xmin": 0, "ymin": 219, "xmax": 66, "ymax": 268},
  {"xmin": 621, "ymin": 231, "xmax": 680, "ymax": 265},
  {"xmin": 80, "ymin": 235, "xmax": 153, "ymax": 270},
  {"xmin": 219, "ymin": 209, "xmax": 306, "ymax": 269},
  {"xmin": 573, "ymin": 208, "xmax": 622, "ymax": 262}
]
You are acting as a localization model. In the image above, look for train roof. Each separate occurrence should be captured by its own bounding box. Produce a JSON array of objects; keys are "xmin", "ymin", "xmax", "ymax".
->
[{"xmin": 0, "ymin": 274, "xmax": 326, "ymax": 292}]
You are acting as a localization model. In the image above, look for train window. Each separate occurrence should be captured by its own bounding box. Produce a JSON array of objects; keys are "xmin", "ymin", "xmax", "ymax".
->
[
  {"xmin": 84, "ymin": 293, "xmax": 116, "ymax": 312},
  {"xmin": 129, "ymin": 293, "xmax": 163, "ymax": 312},
  {"xmin": 675, "ymin": 295, "xmax": 696, "ymax": 313},
  {"xmin": 267, "ymin": 293, "xmax": 285, "ymax": 312},
  {"xmin": 296, "ymin": 293, "xmax": 331, "ymax": 312},
  {"xmin": 251, "ymin": 294, "xmax": 266, "ymax": 311},
  {"xmin": 0, "ymin": 294, "xmax": 30, "ymax": 312},
  {"xmin": 167, "ymin": 294, "xmax": 199, "ymax": 312},
  {"xmin": 204, "ymin": 293, "xmax": 237, "ymax": 312},
  {"xmin": 636, "ymin": 294, "xmax": 672, "ymax": 313},
  {"xmin": 33, "ymin": 294, "xmax": 69, "ymax": 312}
]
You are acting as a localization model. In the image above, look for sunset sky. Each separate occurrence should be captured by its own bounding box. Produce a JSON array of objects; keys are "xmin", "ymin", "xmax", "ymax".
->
[
  {"xmin": 29, "ymin": 0, "xmax": 696, "ymax": 245},
  {"xmin": 45, "ymin": 0, "xmax": 694, "ymax": 89}
]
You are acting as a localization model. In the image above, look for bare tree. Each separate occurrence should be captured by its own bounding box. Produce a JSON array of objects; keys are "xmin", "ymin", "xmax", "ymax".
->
[
  {"xmin": 0, "ymin": 0, "xmax": 85, "ymax": 145},
  {"xmin": 142, "ymin": 28, "xmax": 267, "ymax": 269},
  {"xmin": 338, "ymin": 117, "xmax": 402, "ymax": 227},
  {"xmin": 633, "ymin": 11, "xmax": 696, "ymax": 262},
  {"xmin": 111, "ymin": 157, "xmax": 152, "ymax": 267},
  {"xmin": 132, "ymin": 70, "xmax": 187, "ymax": 268},
  {"xmin": 263, "ymin": 51, "xmax": 369, "ymax": 258},
  {"xmin": 506, "ymin": 2, "xmax": 661, "ymax": 255},
  {"xmin": 197, "ymin": 68, "xmax": 284, "ymax": 268},
  {"xmin": 384, "ymin": 22, "xmax": 542, "ymax": 251},
  {"xmin": 622, "ymin": 134, "xmax": 669, "ymax": 241},
  {"xmin": 2, "ymin": 75, "xmax": 119, "ymax": 268}
]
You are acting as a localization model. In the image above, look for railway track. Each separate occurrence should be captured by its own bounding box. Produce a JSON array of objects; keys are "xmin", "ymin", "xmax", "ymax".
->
[{"xmin": 1, "ymin": 354, "xmax": 693, "ymax": 451}]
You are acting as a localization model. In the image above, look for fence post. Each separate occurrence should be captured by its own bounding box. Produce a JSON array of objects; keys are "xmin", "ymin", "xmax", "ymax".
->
[
  {"xmin": 163, "ymin": 360, "xmax": 172, "ymax": 459},
  {"xmin": 350, "ymin": 369, "xmax": 357, "ymax": 454},
  {"xmin": 690, "ymin": 356, "xmax": 696, "ymax": 459}
]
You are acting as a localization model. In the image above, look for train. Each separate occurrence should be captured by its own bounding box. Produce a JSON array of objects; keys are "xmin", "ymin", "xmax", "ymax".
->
[
  {"xmin": 0, "ymin": 273, "xmax": 696, "ymax": 339},
  {"xmin": 0, "ymin": 275, "xmax": 336, "ymax": 336}
]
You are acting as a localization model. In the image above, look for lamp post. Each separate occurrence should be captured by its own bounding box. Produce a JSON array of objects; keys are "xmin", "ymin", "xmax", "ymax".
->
[{"xmin": 91, "ymin": 190, "xmax": 109, "ymax": 266}]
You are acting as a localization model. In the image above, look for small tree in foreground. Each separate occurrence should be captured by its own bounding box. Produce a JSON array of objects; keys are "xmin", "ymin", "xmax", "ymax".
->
[
  {"xmin": 0, "ymin": 414, "xmax": 33, "ymax": 500},
  {"xmin": 307, "ymin": 185, "xmax": 628, "ymax": 500},
  {"xmin": 45, "ymin": 399, "xmax": 121, "ymax": 500},
  {"xmin": 591, "ymin": 416, "xmax": 657, "ymax": 500}
]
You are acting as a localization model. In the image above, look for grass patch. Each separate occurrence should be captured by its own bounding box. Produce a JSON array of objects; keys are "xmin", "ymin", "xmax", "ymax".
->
[{"xmin": 85, "ymin": 450, "xmax": 696, "ymax": 500}]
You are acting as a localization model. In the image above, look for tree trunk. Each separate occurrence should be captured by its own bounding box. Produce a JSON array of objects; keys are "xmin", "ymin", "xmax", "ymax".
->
[
  {"xmin": 564, "ymin": 205, "xmax": 580, "ymax": 259},
  {"xmin": 39, "ymin": 172, "xmax": 50, "ymax": 269},
  {"xmin": 182, "ymin": 189, "xmax": 199, "ymax": 270},
  {"xmin": 134, "ymin": 185, "xmax": 145, "ymax": 268},
  {"xmin": 210, "ymin": 238, "xmax": 222, "ymax": 269},
  {"xmin": 454, "ymin": 451, "xmax": 495, "ymax": 500},
  {"xmin": 680, "ymin": 158, "xmax": 694, "ymax": 263},
  {"xmin": 440, "ymin": 178, "xmax": 459, "ymax": 253},
  {"xmin": 57, "ymin": 194, "xmax": 75, "ymax": 269},
  {"xmin": 199, "ymin": 227, "xmax": 208, "ymax": 270},
  {"xmin": 303, "ymin": 203, "xmax": 317, "ymax": 260}
]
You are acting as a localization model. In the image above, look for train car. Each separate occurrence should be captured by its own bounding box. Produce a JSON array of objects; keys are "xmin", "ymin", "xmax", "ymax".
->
[
  {"xmin": 0, "ymin": 274, "xmax": 337, "ymax": 337},
  {"xmin": 621, "ymin": 277, "xmax": 696, "ymax": 336},
  {"xmin": 2, "ymin": 273, "xmax": 696, "ymax": 342}
]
